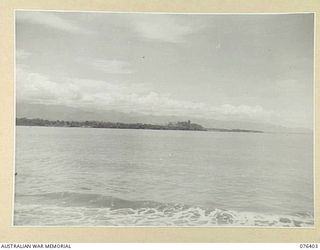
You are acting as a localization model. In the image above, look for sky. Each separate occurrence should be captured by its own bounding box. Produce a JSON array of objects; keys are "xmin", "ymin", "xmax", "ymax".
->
[{"xmin": 16, "ymin": 11, "xmax": 314, "ymax": 129}]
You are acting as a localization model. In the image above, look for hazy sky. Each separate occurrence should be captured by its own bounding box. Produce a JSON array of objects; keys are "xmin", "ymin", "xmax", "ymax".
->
[{"xmin": 16, "ymin": 11, "xmax": 314, "ymax": 128}]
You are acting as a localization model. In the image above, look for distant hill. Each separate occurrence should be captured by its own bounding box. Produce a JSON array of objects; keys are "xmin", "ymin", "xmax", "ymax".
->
[{"xmin": 16, "ymin": 102, "xmax": 312, "ymax": 134}]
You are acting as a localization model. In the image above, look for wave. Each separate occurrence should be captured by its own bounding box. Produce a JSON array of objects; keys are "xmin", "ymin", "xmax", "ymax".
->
[{"xmin": 14, "ymin": 192, "xmax": 314, "ymax": 227}]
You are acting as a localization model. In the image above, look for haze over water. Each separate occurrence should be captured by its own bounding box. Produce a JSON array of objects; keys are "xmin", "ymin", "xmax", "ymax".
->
[{"xmin": 14, "ymin": 126, "xmax": 314, "ymax": 227}]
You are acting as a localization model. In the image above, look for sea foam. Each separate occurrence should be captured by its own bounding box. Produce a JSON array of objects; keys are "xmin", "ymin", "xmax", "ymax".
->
[{"xmin": 14, "ymin": 192, "xmax": 314, "ymax": 227}]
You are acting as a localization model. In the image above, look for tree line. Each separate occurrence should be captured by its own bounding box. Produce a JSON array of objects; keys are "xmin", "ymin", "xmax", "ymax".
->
[{"xmin": 16, "ymin": 118, "xmax": 207, "ymax": 131}]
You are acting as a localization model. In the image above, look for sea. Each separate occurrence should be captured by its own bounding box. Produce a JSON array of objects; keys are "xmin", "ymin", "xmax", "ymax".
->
[{"xmin": 14, "ymin": 126, "xmax": 314, "ymax": 227}]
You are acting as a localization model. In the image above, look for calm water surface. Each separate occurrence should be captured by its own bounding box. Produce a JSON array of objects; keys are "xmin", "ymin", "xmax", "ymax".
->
[{"xmin": 14, "ymin": 126, "xmax": 314, "ymax": 226}]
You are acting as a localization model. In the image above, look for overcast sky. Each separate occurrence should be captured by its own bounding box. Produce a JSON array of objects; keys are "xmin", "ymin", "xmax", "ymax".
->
[{"xmin": 16, "ymin": 11, "xmax": 314, "ymax": 128}]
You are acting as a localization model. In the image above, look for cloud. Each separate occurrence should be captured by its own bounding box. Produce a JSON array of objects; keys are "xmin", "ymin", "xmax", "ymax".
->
[
  {"xmin": 16, "ymin": 67, "xmax": 273, "ymax": 123},
  {"xmin": 109, "ymin": 92, "xmax": 273, "ymax": 121},
  {"xmin": 16, "ymin": 49, "xmax": 31, "ymax": 61},
  {"xmin": 16, "ymin": 11, "xmax": 89, "ymax": 34},
  {"xmin": 88, "ymin": 59, "xmax": 132, "ymax": 74},
  {"xmin": 16, "ymin": 68, "xmax": 82, "ymax": 105},
  {"xmin": 133, "ymin": 16, "xmax": 194, "ymax": 43}
]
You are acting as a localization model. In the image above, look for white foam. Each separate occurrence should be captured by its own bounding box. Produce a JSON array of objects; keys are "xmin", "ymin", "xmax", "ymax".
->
[{"xmin": 14, "ymin": 203, "xmax": 314, "ymax": 227}]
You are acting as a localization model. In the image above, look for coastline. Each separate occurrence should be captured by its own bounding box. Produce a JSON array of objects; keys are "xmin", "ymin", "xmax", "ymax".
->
[{"xmin": 16, "ymin": 118, "xmax": 264, "ymax": 133}]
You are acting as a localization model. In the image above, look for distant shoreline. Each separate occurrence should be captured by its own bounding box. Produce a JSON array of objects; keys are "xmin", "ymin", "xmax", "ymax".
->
[{"xmin": 16, "ymin": 118, "xmax": 264, "ymax": 133}]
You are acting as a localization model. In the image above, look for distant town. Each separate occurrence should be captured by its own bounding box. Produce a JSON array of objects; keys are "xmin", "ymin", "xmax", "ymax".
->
[{"xmin": 16, "ymin": 118, "xmax": 264, "ymax": 133}]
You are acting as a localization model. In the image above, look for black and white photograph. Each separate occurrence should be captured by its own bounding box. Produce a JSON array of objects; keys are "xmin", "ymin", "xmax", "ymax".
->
[{"xmin": 14, "ymin": 11, "xmax": 314, "ymax": 227}]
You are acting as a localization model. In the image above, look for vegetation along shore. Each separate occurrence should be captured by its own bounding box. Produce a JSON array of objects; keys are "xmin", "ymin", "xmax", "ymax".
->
[{"xmin": 16, "ymin": 118, "xmax": 264, "ymax": 133}]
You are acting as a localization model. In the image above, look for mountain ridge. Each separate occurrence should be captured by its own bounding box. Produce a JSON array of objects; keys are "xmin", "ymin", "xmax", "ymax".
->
[{"xmin": 16, "ymin": 103, "xmax": 312, "ymax": 134}]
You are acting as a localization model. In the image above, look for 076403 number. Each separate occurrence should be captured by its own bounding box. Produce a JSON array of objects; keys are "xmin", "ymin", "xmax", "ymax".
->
[{"xmin": 300, "ymin": 244, "xmax": 319, "ymax": 248}]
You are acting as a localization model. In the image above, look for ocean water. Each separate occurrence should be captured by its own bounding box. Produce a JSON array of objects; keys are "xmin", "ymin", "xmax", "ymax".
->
[{"xmin": 14, "ymin": 126, "xmax": 314, "ymax": 227}]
